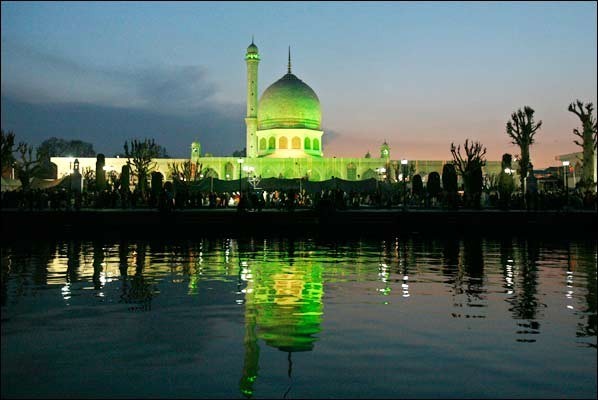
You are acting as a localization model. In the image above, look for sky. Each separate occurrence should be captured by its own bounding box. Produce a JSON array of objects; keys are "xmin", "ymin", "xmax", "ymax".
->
[{"xmin": 1, "ymin": 1, "xmax": 596, "ymax": 167}]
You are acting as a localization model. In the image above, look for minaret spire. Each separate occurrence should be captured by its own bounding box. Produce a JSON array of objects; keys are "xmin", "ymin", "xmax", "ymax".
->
[
  {"xmin": 251, "ymin": 35, "xmax": 254, "ymax": 44},
  {"xmin": 288, "ymin": 46, "xmax": 291, "ymax": 74}
]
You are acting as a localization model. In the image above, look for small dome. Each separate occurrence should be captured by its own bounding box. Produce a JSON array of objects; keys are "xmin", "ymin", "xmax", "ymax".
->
[
  {"xmin": 258, "ymin": 73, "xmax": 321, "ymax": 130},
  {"xmin": 247, "ymin": 42, "xmax": 258, "ymax": 54}
]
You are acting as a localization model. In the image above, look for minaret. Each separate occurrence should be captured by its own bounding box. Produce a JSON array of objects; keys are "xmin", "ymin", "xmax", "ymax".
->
[
  {"xmin": 380, "ymin": 140, "xmax": 390, "ymax": 160},
  {"xmin": 245, "ymin": 38, "xmax": 260, "ymax": 158}
]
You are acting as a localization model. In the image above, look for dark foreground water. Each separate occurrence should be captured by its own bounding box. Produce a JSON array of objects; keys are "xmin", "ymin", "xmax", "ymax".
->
[{"xmin": 1, "ymin": 237, "xmax": 596, "ymax": 399}]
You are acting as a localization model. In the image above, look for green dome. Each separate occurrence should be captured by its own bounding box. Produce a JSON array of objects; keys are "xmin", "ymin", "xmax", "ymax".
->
[{"xmin": 258, "ymin": 73, "xmax": 321, "ymax": 130}]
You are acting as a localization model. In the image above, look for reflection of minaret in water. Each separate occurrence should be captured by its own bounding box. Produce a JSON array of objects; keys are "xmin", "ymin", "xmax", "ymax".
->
[
  {"xmin": 239, "ymin": 258, "xmax": 259, "ymax": 399},
  {"xmin": 238, "ymin": 241, "xmax": 324, "ymax": 398}
]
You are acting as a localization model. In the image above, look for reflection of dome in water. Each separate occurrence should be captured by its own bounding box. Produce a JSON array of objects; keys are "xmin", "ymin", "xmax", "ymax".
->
[
  {"xmin": 258, "ymin": 73, "xmax": 321, "ymax": 131},
  {"xmin": 252, "ymin": 267, "xmax": 323, "ymax": 352}
]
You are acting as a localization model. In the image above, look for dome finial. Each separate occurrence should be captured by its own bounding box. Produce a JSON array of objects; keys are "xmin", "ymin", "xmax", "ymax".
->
[
  {"xmin": 288, "ymin": 46, "xmax": 291, "ymax": 74},
  {"xmin": 251, "ymin": 35, "xmax": 254, "ymax": 45}
]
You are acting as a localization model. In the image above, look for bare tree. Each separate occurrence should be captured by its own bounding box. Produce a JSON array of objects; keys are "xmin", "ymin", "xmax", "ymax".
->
[
  {"xmin": 168, "ymin": 160, "xmax": 202, "ymax": 183},
  {"xmin": 451, "ymin": 139, "xmax": 487, "ymax": 208},
  {"xmin": 82, "ymin": 167, "xmax": 96, "ymax": 191},
  {"xmin": 568, "ymin": 100, "xmax": 597, "ymax": 191},
  {"xmin": 506, "ymin": 106, "xmax": 542, "ymax": 197},
  {"xmin": 14, "ymin": 142, "xmax": 41, "ymax": 192},
  {"xmin": 124, "ymin": 139, "xmax": 160, "ymax": 199}
]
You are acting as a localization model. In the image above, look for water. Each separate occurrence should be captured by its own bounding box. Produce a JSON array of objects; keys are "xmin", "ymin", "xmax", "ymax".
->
[{"xmin": 1, "ymin": 237, "xmax": 596, "ymax": 399}]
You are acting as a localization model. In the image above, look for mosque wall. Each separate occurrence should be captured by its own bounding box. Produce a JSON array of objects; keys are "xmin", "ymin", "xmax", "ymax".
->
[{"xmin": 52, "ymin": 156, "xmax": 503, "ymax": 184}]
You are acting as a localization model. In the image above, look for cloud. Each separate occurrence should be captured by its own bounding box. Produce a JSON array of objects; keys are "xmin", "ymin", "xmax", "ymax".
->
[
  {"xmin": 1, "ymin": 95, "xmax": 246, "ymax": 157},
  {"xmin": 321, "ymin": 127, "xmax": 341, "ymax": 147},
  {"xmin": 1, "ymin": 38, "xmax": 218, "ymax": 115},
  {"xmin": 1, "ymin": 38, "xmax": 248, "ymax": 157}
]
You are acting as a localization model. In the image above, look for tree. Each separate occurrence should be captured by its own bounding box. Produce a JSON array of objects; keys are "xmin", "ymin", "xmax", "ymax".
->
[
  {"xmin": 427, "ymin": 171, "xmax": 441, "ymax": 199},
  {"xmin": 450, "ymin": 139, "xmax": 487, "ymax": 208},
  {"xmin": 168, "ymin": 160, "xmax": 202, "ymax": 183},
  {"xmin": 1, "ymin": 129, "xmax": 16, "ymax": 175},
  {"xmin": 37, "ymin": 137, "xmax": 96, "ymax": 157},
  {"xmin": 568, "ymin": 100, "xmax": 597, "ymax": 191},
  {"xmin": 82, "ymin": 167, "xmax": 96, "ymax": 192},
  {"xmin": 14, "ymin": 142, "xmax": 41, "ymax": 192},
  {"xmin": 506, "ymin": 106, "xmax": 542, "ymax": 198},
  {"xmin": 232, "ymin": 147, "xmax": 246, "ymax": 157},
  {"xmin": 412, "ymin": 174, "xmax": 424, "ymax": 198},
  {"xmin": 155, "ymin": 144, "xmax": 170, "ymax": 158},
  {"xmin": 124, "ymin": 139, "xmax": 161, "ymax": 199}
]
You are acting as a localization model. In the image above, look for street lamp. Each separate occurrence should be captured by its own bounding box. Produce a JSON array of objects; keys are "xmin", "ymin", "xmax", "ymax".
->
[
  {"xmin": 237, "ymin": 158, "xmax": 244, "ymax": 194},
  {"xmin": 401, "ymin": 159, "xmax": 408, "ymax": 210},
  {"xmin": 562, "ymin": 160, "xmax": 570, "ymax": 206}
]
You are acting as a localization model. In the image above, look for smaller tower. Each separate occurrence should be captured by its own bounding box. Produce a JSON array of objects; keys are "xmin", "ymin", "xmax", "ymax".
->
[
  {"xmin": 191, "ymin": 141, "xmax": 202, "ymax": 162},
  {"xmin": 380, "ymin": 141, "xmax": 390, "ymax": 160}
]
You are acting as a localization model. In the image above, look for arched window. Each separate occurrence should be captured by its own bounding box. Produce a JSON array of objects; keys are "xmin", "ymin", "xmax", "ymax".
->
[
  {"xmin": 279, "ymin": 136, "xmax": 288, "ymax": 149},
  {"xmin": 304, "ymin": 138, "xmax": 311, "ymax": 150},
  {"xmin": 292, "ymin": 136, "xmax": 301, "ymax": 149},
  {"xmin": 347, "ymin": 163, "xmax": 357, "ymax": 181},
  {"xmin": 259, "ymin": 138, "xmax": 266, "ymax": 150},
  {"xmin": 268, "ymin": 137, "xmax": 275, "ymax": 150},
  {"xmin": 313, "ymin": 139, "xmax": 320, "ymax": 151}
]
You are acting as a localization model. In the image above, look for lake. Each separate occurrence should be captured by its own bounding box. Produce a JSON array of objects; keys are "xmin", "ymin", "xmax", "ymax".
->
[{"xmin": 1, "ymin": 237, "xmax": 596, "ymax": 398}]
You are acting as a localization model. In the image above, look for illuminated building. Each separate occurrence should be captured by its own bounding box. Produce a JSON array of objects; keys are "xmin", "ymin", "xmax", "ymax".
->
[{"xmin": 50, "ymin": 39, "xmax": 505, "ymax": 183}]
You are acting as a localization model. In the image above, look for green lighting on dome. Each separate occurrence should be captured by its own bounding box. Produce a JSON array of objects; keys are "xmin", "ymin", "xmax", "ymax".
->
[{"xmin": 258, "ymin": 73, "xmax": 321, "ymax": 131}]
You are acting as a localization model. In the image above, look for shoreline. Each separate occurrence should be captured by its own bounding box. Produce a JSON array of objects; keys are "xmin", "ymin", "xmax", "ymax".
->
[{"xmin": 2, "ymin": 208, "xmax": 596, "ymax": 239}]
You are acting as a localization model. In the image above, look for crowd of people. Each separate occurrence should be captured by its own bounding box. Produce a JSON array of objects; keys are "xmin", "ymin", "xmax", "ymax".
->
[{"xmin": 1, "ymin": 183, "xmax": 596, "ymax": 212}]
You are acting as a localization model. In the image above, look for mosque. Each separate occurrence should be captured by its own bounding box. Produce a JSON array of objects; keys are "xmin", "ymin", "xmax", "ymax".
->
[
  {"xmin": 185, "ymin": 39, "xmax": 504, "ymax": 183},
  {"xmin": 50, "ymin": 39, "xmax": 503, "ymax": 186}
]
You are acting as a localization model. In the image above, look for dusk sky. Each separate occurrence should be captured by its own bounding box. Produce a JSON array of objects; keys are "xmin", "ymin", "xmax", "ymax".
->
[{"xmin": 1, "ymin": 1, "xmax": 596, "ymax": 167}]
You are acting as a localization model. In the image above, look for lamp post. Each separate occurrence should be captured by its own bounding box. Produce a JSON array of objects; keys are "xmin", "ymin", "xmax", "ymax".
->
[
  {"xmin": 237, "ymin": 158, "xmax": 244, "ymax": 195},
  {"xmin": 401, "ymin": 159, "xmax": 408, "ymax": 210},
  {"xmin": 562, "ymin": 160, "xmax": 570, "ymax": 207}
]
